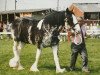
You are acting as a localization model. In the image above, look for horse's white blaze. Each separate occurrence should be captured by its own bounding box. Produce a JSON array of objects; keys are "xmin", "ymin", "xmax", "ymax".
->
[
  {"xmin": 65, "ymin": 22, "xmax": 70, "ymax": 30},
  {"xmin": 72, "ymin": 14, "xmax": 77, "ymax": 24},
  {"xmin": 37, "ymin": 19, "xmax": 44, "ymax": 30},
  {"xmin": 28, "ymin": 26, "xmax": 32, "ymax": 44},
  {"xmin": 30, "ymin": 48, "xmax": 41, "ymax": 71},
  {"xmin": 72, "ymin": 14, "xmax": 80, "ymax": 32}
]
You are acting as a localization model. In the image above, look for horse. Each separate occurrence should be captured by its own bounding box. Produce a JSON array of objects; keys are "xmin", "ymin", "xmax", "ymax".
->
[{"xmin": 9, "ymin": 8, "xmax": 81, "ymax": 73}]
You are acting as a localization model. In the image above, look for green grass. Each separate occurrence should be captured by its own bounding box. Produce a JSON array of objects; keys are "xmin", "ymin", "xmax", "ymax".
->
[{"xmin": 0, "ymin": 38, "xmax": 100, "ymax": 75}]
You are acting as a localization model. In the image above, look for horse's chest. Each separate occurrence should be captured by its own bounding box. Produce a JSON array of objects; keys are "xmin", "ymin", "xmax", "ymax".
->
[{"xmin": 42, "ymin": 34, "xmax": 52, "ymax": 47}]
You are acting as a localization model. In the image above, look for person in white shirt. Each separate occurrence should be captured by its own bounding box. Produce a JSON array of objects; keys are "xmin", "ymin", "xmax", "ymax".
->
[{"xmin": 69, "ymin": 18, "xmax": 90, "ymax": 73}]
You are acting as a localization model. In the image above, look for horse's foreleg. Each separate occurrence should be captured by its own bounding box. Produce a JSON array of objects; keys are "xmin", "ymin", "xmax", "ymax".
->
[
  {"xmin": 52, "ymin": 45, "xmax": 65, "ymax": 73},
  {"xmin": 30, "ymin": 48, "xmax": 42, "ymax": 72},
  {"xmin": 17, "ymin": 42, "xmax": 24, "ymax": 70},
  {"xmin": 9, "ymin": 41, "xmax": 24, "ymax": 70},
  {"xmin": 9, "ymin": 41, "xmax": 19, "ymax": 68}
]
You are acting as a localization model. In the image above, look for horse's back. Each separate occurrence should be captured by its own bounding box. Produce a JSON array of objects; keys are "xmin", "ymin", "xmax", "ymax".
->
[{"xmin": 43, "ymin": 11, "xmax": 65, "ymax": 27}]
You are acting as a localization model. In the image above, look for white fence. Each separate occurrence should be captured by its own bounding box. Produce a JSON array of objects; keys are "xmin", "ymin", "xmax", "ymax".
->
[
  {"xmin": 0, "ymin": 32, "xmax": 67, "ymax": 35},
  {"xmin": 60, "ymin": 33, "xmax": 68, "ymax": 36},
  {"xmin": 86, "ymin": 30, "xmax": 100, "ymax": 35},
  {"xmin": 0, "ymin": 30, "xmax": 100, "ymax": 38},
  {"xmin": 60, "ymin": 30, "xmax": 100, "ymax": 38},
  {"xmin": 86, "ymin": 29, "xmax": 100, "ymax": 38},
  {"xmin": 0, "ymin": 32, "xmax": 12, "ymax": 35}
]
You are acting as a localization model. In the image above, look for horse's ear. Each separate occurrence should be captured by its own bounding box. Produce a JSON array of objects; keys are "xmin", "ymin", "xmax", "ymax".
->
[
  {"xmin": 66, "ymin": 8, "xmax": 74, "ymax": 15},
  {"xmin": 66, "ymin": 8, "xmax": 71, "ymax": 14},
  {"xmin": 66, "ymin": 8, "xmax": 69, "ymax": 12}
]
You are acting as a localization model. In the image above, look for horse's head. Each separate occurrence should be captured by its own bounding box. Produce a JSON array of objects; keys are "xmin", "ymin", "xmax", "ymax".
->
[
  {"xmin": 65, "ymin": 8, "xmax": 81, "ymax": 33},
  {"xmin": 64, "ymin": 8, "xmax": 83, "ymax": 44}
]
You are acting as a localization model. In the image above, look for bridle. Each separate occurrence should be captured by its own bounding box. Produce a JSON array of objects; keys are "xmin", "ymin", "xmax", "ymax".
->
[{"xmin": 64, "ymin": 17, "xmax": 79, "ymax": 32}]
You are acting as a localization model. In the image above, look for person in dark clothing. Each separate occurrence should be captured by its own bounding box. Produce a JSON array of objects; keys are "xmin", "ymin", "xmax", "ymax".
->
[
  {"xmin": 69, "ymin": 19, "xmax": 90, "ymax": 73},
  {"xmin": 0, "ymin": 21, "xmax": 3, "ymax": 39}
]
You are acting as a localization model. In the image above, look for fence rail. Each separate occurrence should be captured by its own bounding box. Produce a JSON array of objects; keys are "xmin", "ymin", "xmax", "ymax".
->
[
  {"xmin": 86, "ymin": 30, "xmax": 100, "ymax": 35},
  {"xmin": 0, "ymin": 32, "xmax": 12, "ymax": 35}
]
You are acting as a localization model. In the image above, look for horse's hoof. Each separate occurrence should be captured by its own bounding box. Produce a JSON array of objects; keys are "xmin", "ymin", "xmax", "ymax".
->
[
  {"xmin": 9, "ymin": 58, "xmax": 18, "ymax": 68},
  {"xmin": 56, "ymin": 68, "xmax": 66, "ymax": 73},
  {"xmin": 30, "ymin": 64, "xmax": 39, "ymax": 72},
  {"xmin": 30, "ymin": 68, "xmax": 39, "ymax": 72},
  {"xmin": 30, "ymin": 66, "xmax": 39, "ymax": 72},
  {"xmin": 18, "ymin": 66, "xmax": 24, "ymax": 70}
]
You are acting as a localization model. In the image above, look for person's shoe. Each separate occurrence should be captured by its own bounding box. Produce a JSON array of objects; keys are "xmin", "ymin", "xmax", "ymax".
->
[{"xmin": 82, "ymin": 67, "xmax": 90, "ymax": 73}]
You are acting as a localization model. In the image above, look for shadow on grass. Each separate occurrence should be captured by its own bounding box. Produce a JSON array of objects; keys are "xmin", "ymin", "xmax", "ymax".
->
[
  {"xmin": 90, "ymin": 67, "xmax": 100, "ymax": 73},
  {"xmin": 39, "ymin": 65, "xmax": 82, "ymax": 72},
  {"xmin": 39, "ymin": 65, "xmax": 55, "ymax": 70}
]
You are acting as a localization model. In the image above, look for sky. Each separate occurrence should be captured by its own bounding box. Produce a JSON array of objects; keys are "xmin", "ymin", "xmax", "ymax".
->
[{"xmin": 0, "ymin": 0, "xmax": 100, "ymax": 11}]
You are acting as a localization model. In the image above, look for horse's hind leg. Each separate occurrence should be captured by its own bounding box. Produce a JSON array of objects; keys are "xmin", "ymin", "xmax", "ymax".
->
[
  {"xmin": 52, "ymin": 45, "xmax": 65, "ymax": 73},
  {"xmin": 30, "ymin": 48, "xmax": 42, "ymax": 72},
  {"xmin": 9, "ymin": 41, "xmax": 24, "ymax": 70}
]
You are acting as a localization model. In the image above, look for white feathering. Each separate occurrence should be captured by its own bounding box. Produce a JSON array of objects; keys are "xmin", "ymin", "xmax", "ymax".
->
[{"xmin": 37, "ymin": 19, "xmax": 44, "ymax": 30}]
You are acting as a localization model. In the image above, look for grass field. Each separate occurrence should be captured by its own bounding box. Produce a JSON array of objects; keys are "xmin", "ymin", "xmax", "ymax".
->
[{"xmin": 0, "ymin": 38, "xmax": 100, "ymax": 75}]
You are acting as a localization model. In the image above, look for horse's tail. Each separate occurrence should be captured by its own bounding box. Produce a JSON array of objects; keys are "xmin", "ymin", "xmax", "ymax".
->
[{"xmin": 37, "ymin": 19, "xmax": 44, "ymax": 30}]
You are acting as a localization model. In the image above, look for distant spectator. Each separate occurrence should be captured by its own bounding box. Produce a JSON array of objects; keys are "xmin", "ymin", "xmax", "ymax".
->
[
  {"xmin": 2, "ymin": 22, "xmax": 12, "ymax": 39},
  {"xmin": 3, "ymin": 22, "xmax": 7, "ymax": 32},
  {"xmin": 92, "ymin": 23, "xmax": 97, "ymax": 30},
  {"xmin": 81, "ymin": 24, "xmax": 87, "ymax": 38},
  {"xmin": 6, "ymin": 22, "xmax": 12, "ymax": 39},
  {"xmin": 0, "ymin": 21, "xmax": 3, "ymax": 39}
]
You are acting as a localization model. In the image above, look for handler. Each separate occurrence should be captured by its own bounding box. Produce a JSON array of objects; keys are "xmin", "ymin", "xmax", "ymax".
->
[{"xmin": 69, "ymin": 17, "xmax": 90, "ymax": 73}]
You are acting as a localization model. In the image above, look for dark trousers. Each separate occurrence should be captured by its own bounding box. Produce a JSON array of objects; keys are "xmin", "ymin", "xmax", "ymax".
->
[{"xmin": 70, "ymin": 43, "xmax": 88, "ymax": 69}]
